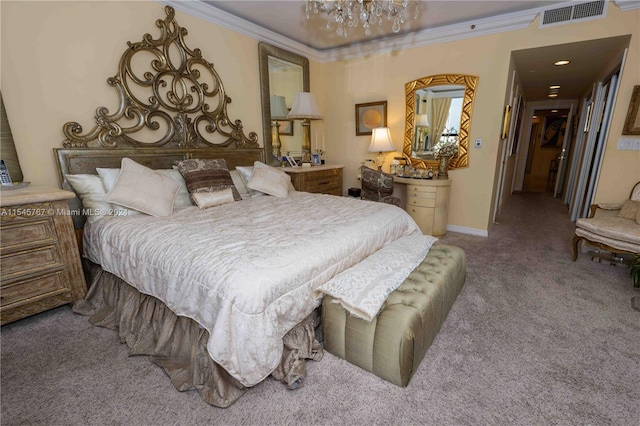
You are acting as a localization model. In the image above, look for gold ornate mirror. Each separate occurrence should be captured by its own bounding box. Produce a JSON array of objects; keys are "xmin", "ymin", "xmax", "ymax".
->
[
  {"xmin": 403, "ymin": 74, "xmax": 479, "ymax": 170},
  {"xmin": 258, "ymin": 42, "xmax": 309, "ymax": 165}
]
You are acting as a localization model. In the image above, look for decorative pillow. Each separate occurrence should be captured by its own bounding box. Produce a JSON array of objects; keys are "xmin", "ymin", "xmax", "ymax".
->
[
  {"xmin": 174, "ymin": 158, "xmax": 241, "ymax": 202},
  {"xmin": 230, "ymin": 169, "xmax": 251, "ymax": 199},
  {"xmin": 361, "ymin": 166, "xmax": 393, "ymax": 202},
  {"xmin": 104, "ymin": 158, "xmax": 181, "ymax": 217},
  {"xmin": 192, "ymin": 188, "xmax": 236, "ymax": 209},
  {"xmin": 247, "ymin": 161, "xmax": 292, "ymax": 198},
  {"xmin": 98, "ymin": 167, "xmax": 192, "ymax": 208},
  {"xmin": 617, "ymin": 199, "xmax": 640, "ymax": 220},
  {"xmin": 237, "ymin": 163, "xmax": 296, "ymax": 197},
  {"xmin": 64, "ymin": 174, "xmax": 113, "ymax": 224},
  {"xmin": 236, "ymin": 165, "xmax": 265, "ymax": 198}
]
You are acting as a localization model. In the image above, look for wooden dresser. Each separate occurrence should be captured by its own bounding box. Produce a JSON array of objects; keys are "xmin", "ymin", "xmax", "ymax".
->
[
  {"xmin": 394, "ymin": 177, "xmax": 451, "ymax": 237},
  {"xmin": 1, "ymin": 186, "xmax": 86, "ymax": 324},
  {"xmin": 283, "ymin": 164, "xmax": 344, "ymax": 196}
]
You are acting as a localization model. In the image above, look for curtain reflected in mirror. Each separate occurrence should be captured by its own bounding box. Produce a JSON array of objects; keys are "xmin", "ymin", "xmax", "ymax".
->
[{"xmin": 404, "ymin": 74, "xmax": 479, "ymax": 170}]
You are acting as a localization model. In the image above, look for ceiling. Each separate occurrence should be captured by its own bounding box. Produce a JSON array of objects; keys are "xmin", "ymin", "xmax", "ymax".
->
[
  {"xmin": 195, "ymin": 1, "xmax": 630, "ymax": 102},
  {"xmin": 208, "ymin": 1, "xmax": 566, "ymax": 51}
]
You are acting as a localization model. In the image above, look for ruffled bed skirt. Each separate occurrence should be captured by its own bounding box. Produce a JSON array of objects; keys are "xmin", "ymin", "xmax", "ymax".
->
[{"xmin": 73, "ymin": 262, "xmax": 323, "ymax": 408}]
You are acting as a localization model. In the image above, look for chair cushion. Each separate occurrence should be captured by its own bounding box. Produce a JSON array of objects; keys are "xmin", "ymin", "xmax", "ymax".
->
[
  {"xmin": 576, "ymin": 216, "xmax": 640, "ymax": 248},
  {"xmin": 361, "ymin": 166, "xmax": 393, "ymax": 202}
]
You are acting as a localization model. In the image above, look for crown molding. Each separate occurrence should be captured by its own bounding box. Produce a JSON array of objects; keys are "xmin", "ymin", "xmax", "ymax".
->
[
  {"xmin": 321, "ymin": 8, "xmax": 539, "ymax": 62},
  {"xmin": 159, "ymin": 1, "xmax": 631, "ymax": 64},
  {"xmin": 613, "ymin": 0, "xmax": 640, "ymax": 11},
  {"xmin": 158, "ymin": 0, "xmax": 325, "ymax": 62}
]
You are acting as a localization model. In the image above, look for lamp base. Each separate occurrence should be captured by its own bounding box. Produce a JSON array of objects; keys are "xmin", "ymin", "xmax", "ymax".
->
[{"xmin": 375, "ymin": 152, "xmax": 385, "ymax": 170}]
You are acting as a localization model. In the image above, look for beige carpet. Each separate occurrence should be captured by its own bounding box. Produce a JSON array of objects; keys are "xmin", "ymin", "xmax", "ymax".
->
[{"xmin": 1, "ymin": 192, "xmax": 638, "ymax": 425}]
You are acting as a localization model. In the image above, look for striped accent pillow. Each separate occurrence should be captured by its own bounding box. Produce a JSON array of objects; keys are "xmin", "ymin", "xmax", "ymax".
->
[{"xmin": 174, "ymin": 158, "xmax": 241, "ymax": 202}]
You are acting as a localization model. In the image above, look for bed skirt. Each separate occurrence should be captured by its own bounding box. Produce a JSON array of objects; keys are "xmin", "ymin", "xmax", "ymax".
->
[{"xmin": 73, "ymin": 262, "xmax": 323, "ymax": 408}]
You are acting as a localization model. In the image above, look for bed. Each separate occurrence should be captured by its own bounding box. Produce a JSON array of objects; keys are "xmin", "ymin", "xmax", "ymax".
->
[{"xmin": 54, "ymin": 6, "xmax": 430, "ymax": 407}]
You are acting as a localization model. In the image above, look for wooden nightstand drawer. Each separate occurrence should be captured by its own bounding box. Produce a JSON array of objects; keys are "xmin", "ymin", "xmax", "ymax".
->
[
  {"xmin": 1, "ymin": 271, "xmax": 70, "ymax": 308},
  {"xmin": 0, "ymin": 217, "xmax": 57, "ymax": 251},
  {"xmin": 1, "ymin": 245, "xmax": 63, "ymax": 282},
  {"xmin": 284, "ymin": 165, "xmax": 344, "ymax": 196}
]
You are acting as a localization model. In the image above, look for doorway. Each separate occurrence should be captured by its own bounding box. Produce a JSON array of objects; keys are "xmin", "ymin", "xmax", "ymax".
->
[
  {"xmin": 493, "ymin": 35, "xmax": 630, "ymax": 225},
  {"xmin": 523, "ymin": 108, "xmax": 570, "ymax": 193}
]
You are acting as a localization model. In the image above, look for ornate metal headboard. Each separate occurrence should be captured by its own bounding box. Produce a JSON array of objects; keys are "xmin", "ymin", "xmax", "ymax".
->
[
  {"xmin": 61, "ymin": 5, "xmax": 258, "ymax": 151},
  {"xmin": 55, "ymin": 6, "xmax": 263, "ymax": 228}
]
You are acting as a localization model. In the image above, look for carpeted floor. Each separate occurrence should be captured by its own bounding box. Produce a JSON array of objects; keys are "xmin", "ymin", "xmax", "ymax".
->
[{"xmin": 1, "ymin": 192, "xmax": 638, "ymax": 425}]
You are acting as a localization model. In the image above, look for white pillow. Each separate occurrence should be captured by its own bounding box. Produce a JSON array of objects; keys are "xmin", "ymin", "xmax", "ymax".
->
[
  {"xmin": 64, "ymin": 174, "xmax": 113, "ymax": 224},
  {"xmin": 247, "ymin": 161, "xmax": 292, "ymax": 198},
  {"xmin": 235, "ymin": 165, "xmax": 264, "ymax": 198},
  {"xmin": 98, "ymin": 167, "xmax": 192, "ymax": 209},
  {"xmin": 230, "ymin": 169, "xmax": 251, "ymax": 199},
  {"xmin": 237, "ymin": 163, "xmax": 296, "ymax": 197},
  {"xmin": 192, "ymin": 188, "xmax": 236, "ymax": 209},
  {"xmin": 104, "ymin": 158, "xmax": 181, "ymax": 217}
]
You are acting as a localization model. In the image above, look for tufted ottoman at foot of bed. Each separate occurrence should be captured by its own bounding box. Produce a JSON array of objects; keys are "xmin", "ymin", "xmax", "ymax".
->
[{"xmin": 321, "ymin": 244, "xmax": 466, "ymax": 387}]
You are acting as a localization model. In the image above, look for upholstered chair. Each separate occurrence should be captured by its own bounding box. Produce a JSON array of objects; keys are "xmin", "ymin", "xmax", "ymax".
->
[
  {"xmin": 360, "ymin": 166, "xmax": 401, "ymax": 206},
  {"xmin": 572, "ymin": 181, "xmax": 640, "ymax": 260}
]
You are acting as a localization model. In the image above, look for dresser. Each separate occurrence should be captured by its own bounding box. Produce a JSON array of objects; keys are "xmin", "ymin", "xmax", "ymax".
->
[
  {"xmin": 394, "ymin": 177, "xmax": 451, "ymax": 237},
  {"xmin": 283, "ymin": 164, "xmax": 344, "ymax": 196},
  {"xmin": 1, "ymin": 186, "xmax": 86, "ymax": 324}
]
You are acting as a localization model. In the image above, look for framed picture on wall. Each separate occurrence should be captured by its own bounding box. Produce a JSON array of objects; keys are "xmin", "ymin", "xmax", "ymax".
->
[
  {"xmin": 278, "ymin": 119, "xmax": 294, "ymax": 136},
  {"xmin": 541, "ymin": 116, "xmax": 567, "ymax": 148},
  {"xmin": 355, "ymin": 101, "xmax": 387, "ymax": 136}
]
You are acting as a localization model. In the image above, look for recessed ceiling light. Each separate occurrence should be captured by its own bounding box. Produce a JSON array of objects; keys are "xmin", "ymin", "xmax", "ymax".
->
[
  {"xmin": 551, "ymin": 109, "xmax": 558, "ymax": 112},
  {"xmin": 548, "ymin": 94, "xmax": 558, "ymax": 97},
  {"xmin": 549, "ymin": 85, "xmax": 561, "ymax": 89},
  {"xmin": 554, "ymin": 60, "xmax": 570, "ymax": 66},
  {"xmin": 533, "ymin": 115, "xmax": 537, "ymax": 118}
]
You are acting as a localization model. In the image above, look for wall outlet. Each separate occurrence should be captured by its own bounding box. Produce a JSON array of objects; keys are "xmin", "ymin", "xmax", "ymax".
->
[{"xmin": 475, "ymin": 138, "xmax": 482, "ymax": 148}]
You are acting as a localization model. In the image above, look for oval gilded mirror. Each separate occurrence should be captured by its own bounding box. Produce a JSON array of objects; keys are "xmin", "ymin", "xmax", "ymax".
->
[{"xmin": 403, "ymin": 74, "xmax": 479, "ymax": 170}]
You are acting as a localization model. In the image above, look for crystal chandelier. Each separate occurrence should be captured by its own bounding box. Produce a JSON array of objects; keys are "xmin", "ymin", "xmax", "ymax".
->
[{"xmin": 306, "ymin": 0, "xmax": 419, "ymax": 37}]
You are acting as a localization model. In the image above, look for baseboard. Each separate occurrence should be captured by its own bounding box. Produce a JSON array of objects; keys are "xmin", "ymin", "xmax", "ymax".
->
[{"xmin": 446, "ymin": 224, "xmax": 488, "ymax": 237}]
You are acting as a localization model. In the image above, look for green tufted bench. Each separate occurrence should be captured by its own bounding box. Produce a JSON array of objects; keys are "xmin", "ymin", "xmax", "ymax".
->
[{"xmin": 322, "ymin": 244, "xmax": 466, "ymax": 386}]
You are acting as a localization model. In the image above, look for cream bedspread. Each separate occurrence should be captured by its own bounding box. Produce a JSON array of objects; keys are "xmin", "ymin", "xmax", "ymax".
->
[
  {"xmin": 315, "ymin": 234, "xmax": 438, "ymax": 321},
  {"xmin": 83, "ymin": 192, "xmax": 420, "ymax": 386}
]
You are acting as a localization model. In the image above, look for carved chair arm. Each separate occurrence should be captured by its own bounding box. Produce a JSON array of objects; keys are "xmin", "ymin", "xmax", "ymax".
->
[{"xmin": 588, "ymin": 203, "xmax": 622, "ymax": 218}]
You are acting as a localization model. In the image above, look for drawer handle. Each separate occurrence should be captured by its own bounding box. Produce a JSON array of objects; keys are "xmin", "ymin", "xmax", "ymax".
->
[{"xmin": 317, "ymin": 181, "xmax": 330, "ymax": 185}]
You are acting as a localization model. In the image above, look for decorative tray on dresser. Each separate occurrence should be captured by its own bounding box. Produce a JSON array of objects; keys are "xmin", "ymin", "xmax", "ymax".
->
[
  {"xmin": 394, "ymin": 177, "xmax": 451, "ymax": 237},
  {"xmin": 0, "ymin": 186, "xmax": 86, "ymax": 325},
  {"xmin": 283, "ymin": 164, "xmax": 344, "ymax": 196}
]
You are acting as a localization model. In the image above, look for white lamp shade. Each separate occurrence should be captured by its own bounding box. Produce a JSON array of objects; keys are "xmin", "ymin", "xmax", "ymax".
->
[
  {"xmin": 270, "ymin": 95, "xmax": 288, "ymax": 120},
  {"xmin": 415, "ymin": 113, "xmax": 430, "ymax": 127},
  {"xmin": 288, "ymin": 92, "xmax": 323, "ymax": 120},
  {"xmin": 368, "ymin": 127, "xmax": 396, "ymax": 153}
]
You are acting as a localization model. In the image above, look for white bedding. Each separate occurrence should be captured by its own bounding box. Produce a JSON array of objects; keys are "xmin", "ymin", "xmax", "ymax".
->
[
  {"xmin": 315, "ymin": 234, "xmax": 438, "ymax": 321},
  {"xmin": 83, "ymin": 192, "xmax": 420, "ymax": 386}
]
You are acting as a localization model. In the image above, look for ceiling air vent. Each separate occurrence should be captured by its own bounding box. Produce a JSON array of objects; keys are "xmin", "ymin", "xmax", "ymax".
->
[{"xmin": 539, "ymin": 0, "xmax": 607, "ymax": 28}]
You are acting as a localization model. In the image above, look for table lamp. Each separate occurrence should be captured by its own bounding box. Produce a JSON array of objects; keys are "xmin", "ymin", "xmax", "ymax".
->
[
  {"xmin": 270, "ymin": 95, "xmax": 289, "ymax": 162},
  {"xmin": 369, "ymin": 127, "xmax": 396, "ymax": 170},
  {"xmin": 288, "ymin": 92, "xmax": 323, "ymax": 163}
]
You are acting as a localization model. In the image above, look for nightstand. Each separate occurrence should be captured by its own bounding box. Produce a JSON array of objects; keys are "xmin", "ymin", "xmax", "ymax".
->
[
  {"xmin": 394, "ymin": 177, "xmax": 451, "ymax": 237},
  {"xmin": 1, "ymin": 186, "xmax": 86, "ymax": 324},
  {"xmin": 283, "ymin": 164, "xmax": 344, "ymax": 196}
]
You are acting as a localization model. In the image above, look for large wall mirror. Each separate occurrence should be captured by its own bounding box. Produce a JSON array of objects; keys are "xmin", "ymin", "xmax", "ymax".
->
[
  {"xmin": 258, "ymin": 42, "xmax": 309, "ymax": 164},
  {"xmin": 403, "ymin": 74, "xmax": 479, "ymax": 170}
]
